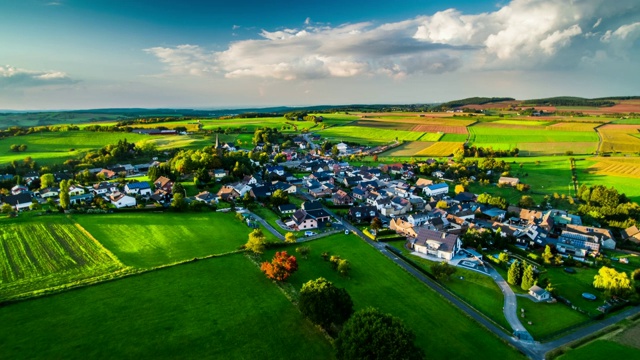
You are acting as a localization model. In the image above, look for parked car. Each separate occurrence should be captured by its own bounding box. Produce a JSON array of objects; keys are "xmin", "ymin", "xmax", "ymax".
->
[
  {"xmin": 305, "ymin": 231, "xmax": 316, "ymax": 237},
  {"xmin": 344, "ymin": 229, "xmax": 350, "ymax": 235}
]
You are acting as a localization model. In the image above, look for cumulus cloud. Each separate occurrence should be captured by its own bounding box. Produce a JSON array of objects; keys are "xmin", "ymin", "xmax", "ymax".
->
[
  {"xmin": 145, "ymin": 0, "xmax": 640, "ymax": 80},
  {"xmin": 0, "ymin": 65, "xmax": 76, "ymax": 88}
]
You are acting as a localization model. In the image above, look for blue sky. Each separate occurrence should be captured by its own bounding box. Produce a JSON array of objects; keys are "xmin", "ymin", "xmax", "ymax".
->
[{"xmin": 0, "ymin": 0, "xmax": 638, "ymax": 110}]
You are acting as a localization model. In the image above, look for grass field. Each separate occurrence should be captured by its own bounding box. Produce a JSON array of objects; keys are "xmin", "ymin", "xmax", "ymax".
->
[
  {"xmin": 441, "ymin": 133, "xmax": 469, "ymax": 142},
  {"xmin": 517, "ymin": 297, "xmax": 590, "ymax": 339},
  {"xmin": 0, "ymin": 131, "xmax": 151, "ymax": 165},
  {"xmin": 264, "ymin": 235, "xmax": 523, "ymax": 359},
  {"xmin": 386, "ymin": 240, "xmax": 510, "ymax": 330},
  {"xmin": 543, "ymin": 267, "xmax": 602, "ymax": 315},
  {"xmin": 0, "ymin": 254, "xmax": 334, "ymax": 359},
  {"xmin": 547, "ymin": 123, "xmax": 601, "ymax": 132},
  {"xmin": 74, "ymin": 212, "xmax": 251, "ymax": 268},
  {"xmin": 558, "ymin": 340, "xmax": 640, "ymax": 360},
  {"xmin": 598, "ymin": 124, "xmax": 640, "ymax": 153},
  {"xmin": 319, "ymin": 126, "xmax": 427, "ymax": 144},
  {"xmin": 0, "ymin": 216, "xmax": 124, "ymax": 301},
  {"xmin": 578, "ymin": 159, "xmax": 640, "ymax": 203},
  {"xmin": 0, "ymin": 112, "xmax": 127, "ymax": 129}
]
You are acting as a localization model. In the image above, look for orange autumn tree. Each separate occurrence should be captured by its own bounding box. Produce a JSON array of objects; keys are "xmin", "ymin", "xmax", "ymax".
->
[{"xmin": 261, "ymin": 251, "xmax": 299, "ymax": 281}]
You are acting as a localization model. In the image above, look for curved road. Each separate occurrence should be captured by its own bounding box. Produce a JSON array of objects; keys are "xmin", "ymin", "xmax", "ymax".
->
[{"xmin": 488, "ymin": 267, "xmax": 532, "ymax": 340}]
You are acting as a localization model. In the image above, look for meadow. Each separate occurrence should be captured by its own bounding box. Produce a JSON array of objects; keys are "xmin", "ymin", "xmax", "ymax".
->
[
  {"xmin": 468, "ymin": 123, "xmax": 599, "ymax": 147},
  {"xmin": 578, "ymin": 159, "xmax": 640, "ymax": 203},
  {"xmin": 516, "ymin": 297, "xmax": 590, "ymax": 339},
  {"xmin": 598, "ymin": 124, "xmax": 640, "ymax": 153},
  {"xmin": 0, "ymin": 216, "xmax": 124, "ymax": 301},
  {"xmin": 264, "ymin": 234, "xmax": 524, "ymax": 359},
  {"xmin": 0, "ymin": 131, "xmax": 146, "ymax": 165},
  {"xmin": 74, "ymin": 211, "xmax": 251, "ymax": 268},
  {"xmin": 318, "ymin": 125, "xmax": 428, "ymax": 144},
  {"xmin": 558, "ymin": 320, "xmax": 640, "ymax": 360},
  {"xmin": 0, "ymin": 254, "xmax": 334, "ymax": 359}
]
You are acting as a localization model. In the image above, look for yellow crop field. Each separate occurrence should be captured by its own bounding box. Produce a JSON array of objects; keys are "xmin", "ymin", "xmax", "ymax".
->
[
  {"xmin": 546, "ymin": 122, "xmax": 601, "ymax": 132},
  {"xmin": 586, "ymin": 158, "xmax": 640, "ymax": 178},
  {"xmin": 381, "ymin": 141, "xmax": 435, "ymax": 156},
  {"xmin": 598, "ymin": 125, "xmax": 640, "ymax": 153},
  {"xmin": 415, "ymin": 142, "xmax": 463, "ymax": 156}
]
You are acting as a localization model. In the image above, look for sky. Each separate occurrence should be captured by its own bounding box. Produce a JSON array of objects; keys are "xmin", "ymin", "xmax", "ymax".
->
[{"xmin": 0, "ymin": 0, "xmax": 639, "ymax": 110}]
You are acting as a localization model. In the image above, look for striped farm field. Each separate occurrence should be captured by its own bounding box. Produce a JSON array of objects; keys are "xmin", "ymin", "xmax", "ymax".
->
[
  {"xmin": 411, "ymin": 124, "xmax": 468, "ymax": 134},
  {"xmin": 586, "ymin": 158, "xmax": 640, "ymax": 178},
  {"xmin": 0, "ymin": 216, "xmax": 124, "ymax": 301},
  {"xmin": 546, "ymin": 122, "xmax": 602, "ymax": 131},
  {"xmin": 512, "ymin": 142, "xmax": 598, "ymax": 156},
  {"xmin": 468, "ymin": 123, "xmax": 599, "ymax": 144},
  {"xmin": 598, "ymin": 124, "xmax": 640, "ymax": 153},
  {"xmin": 352, "ymin": 120, "xmax": 416, "ymax": 131},
  {"xmin": 417, "ymin": 133, "xmax": 444, "ymax": 141},
  {"xmin": 490, "ymin": 120, "xmax": 554, "ymax": 126},
  {"xmin": 381, "ymin": 141, "xmax": 434, "ymax": 156},
  {"xmin": 130, "ymin": 121, "xmax": 201, "ymax": 132},
  {"xmin": 357, "ymin": 114, "xmax": 477, "ymax": 127},
  {"xmin": 415, "ymin": 142, "xmax": 463, "ymax": 156},
  {"xmin": 318, "ymin": 125, "xmax": 426, "ymax": 144}
]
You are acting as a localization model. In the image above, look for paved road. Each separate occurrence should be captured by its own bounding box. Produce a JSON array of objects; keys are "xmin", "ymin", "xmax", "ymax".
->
[
  {"xmin": 488, "ymin": 267, "xmax": 531, "ymax": 337},
  {"xmin": 246, "ymin": 210, "xmax": 285, "ymax": 241}
]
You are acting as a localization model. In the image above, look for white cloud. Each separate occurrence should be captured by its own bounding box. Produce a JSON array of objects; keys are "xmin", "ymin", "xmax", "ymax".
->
[
  {"xmin": 146, "ymin": 0, "xmax": 640, "ymax": 80},
  {"xmin": 0, "ymin": 65, "xmax": 76, "ymax": 88}
]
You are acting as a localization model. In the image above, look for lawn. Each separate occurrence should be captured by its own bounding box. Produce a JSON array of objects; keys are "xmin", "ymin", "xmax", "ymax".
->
[
  {"xmin": 0, "ymin": 254, "xmax": 334, "ymax": 359},
  {"xmin": 0, "ymin": 216, "xmax": 124, "ymax": 301},
  {"xmin": 542, "ymin": 267, "xmax": 603, "ymax": 315},
  {"xmin": 601, "ymin": 250, "xmax": 640, "ymax": 274},
  {"xmin": 73, "ymin": 211, "xmax": 252, "ymax": 268},
  {"xmin": 386, "ymin": 241, "xmax": 510, "ymax": 330},
  {"xmin": 264, "ymin": 235, "xmax": 524, "ymax": 359},
  {"xmin": 517, "ymin": 297, "xmax": 590, "ymax": 340}
]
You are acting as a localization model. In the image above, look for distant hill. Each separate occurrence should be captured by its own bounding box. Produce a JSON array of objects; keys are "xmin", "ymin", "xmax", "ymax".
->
[{"xmin": 430, "ymin": 97, "xmax": 515, "ymax": 110}]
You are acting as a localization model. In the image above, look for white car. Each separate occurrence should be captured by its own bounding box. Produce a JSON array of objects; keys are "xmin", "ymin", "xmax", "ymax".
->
[
  {"xmin": 344, "ymin": 230, "xmax": 350, "ymax": 235},
  {"xmin": 304, "ymin": 231, "xmax": 316, "ymax": 237}
]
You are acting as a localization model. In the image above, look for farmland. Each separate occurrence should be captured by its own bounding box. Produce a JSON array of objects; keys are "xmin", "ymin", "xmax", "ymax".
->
[
  {"xmin": 318, "ymin": 125, "xmax": 427, "ymax": 144},
  {"xmin": 0, "ymin": 216, "xmax": 124, "ymax": 301},
  {"xmin": 0, "ymin": 254, "xmax": 334, "ymax": 359},
  {"xmin": 598, "ymin": 124, "xmax": 640, "ymax": 153},
  {"xmin": 380, "ymin": 141, "xmax": 434, "ymax": 156},
  {"xmin": 558, "ymin": 319, "xmax": 640, "ymax": 360},
  {"xmin": 264, "ymin": 234, "xmax": 523, "ymax": 359},
  {"xmin": 74, "ymin": 212, "xmax": 252, "ymax": 268},
  {"xmin": 415, "ymin": 142, "xmax": 464, "ymax": 156},
  {"xmin": 578, "ymin": 159, "xmax": 640, "ymax": 203}
]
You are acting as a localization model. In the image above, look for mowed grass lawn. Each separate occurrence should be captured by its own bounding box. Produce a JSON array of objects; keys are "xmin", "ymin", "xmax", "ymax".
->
[
  {"xmin": 0, "ymin": 131, "xmax": 150, "ymax": 165},
  {"xmin": 543, "ymin": 267, "xmax": 603, "ymax": 314},
  {"xmin": 558, "ymin": 340, "xmax": 640, "ymax": 360},
  {"xmin": 74, "ymin": 211, "xmax": 251, "ymax": 268},
  {"xmin": 0, "ymin": 216, "xmax": 124, "ymax": 301},
  {"xmin": 0, "ymin": 254, "xmax": 334, "ymax": 359},
  {"xmin": 517, "ymin": 297, "xmax": 589, "ymax": 340},
  {"xmin": 265, "ymin": 235, "xmax": 523, "ymax": 359}
]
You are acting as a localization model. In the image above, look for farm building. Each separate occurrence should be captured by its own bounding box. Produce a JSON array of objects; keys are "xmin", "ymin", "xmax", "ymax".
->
[{"xmin": 498, "ymin": 177, "xmax": 520, "ymax": 186}]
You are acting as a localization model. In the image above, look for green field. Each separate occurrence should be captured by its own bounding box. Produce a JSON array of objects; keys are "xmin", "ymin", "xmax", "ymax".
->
[
  {"xmin": 0, "ymin": 254, "xmax": 334, "ymax": 359},
  {"xmin": 517, "ymin": 297, "xmax": 589, "ymax": 339},
  {"xmin": 74, "ymin": 212, "xmax": 251, "ymax": 268},
  {"xmin": 318, "ymin": 126, "xmax": 427, "ymax": 144},
  {"xmin": 543, "ymin": 267, "xmax": 603, "ymax": 315},
  {"xmin": 558, "ymin": 340, "xmax": 640, "ymax": 360},
  {"xmin": 0, "ymin": 112, "xmax": 127, "ymax": 129},
  {"xmin": 577, "ymin": 160, "xmax": 640, "ymax": 203},
  {"xmin": 387, "ymin": 241, "xmax": 510, "ymax": 330},
  {"xmin": 0, "ymin": 216, "xmax": 124, "ymax": 301},
  {"xmin": 265, "ymin": 235, "xmax": 523, "ymax": 359},
  {"xmin": 441, "ymin": 133, "xmax": 469, "ymax": 142}
]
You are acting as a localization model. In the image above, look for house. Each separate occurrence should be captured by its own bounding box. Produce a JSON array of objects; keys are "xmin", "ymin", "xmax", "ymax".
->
[
  {"xmin": 68, "ymin": 185, "xmax": 85, "ymax": 196},
  {"xmin": 423, "ymin": 183, "xmax": 449, "ymax": 197},
  {"xmin": 212, "ymin": 169, "xmax": 227, "ymax": 181},
  {"xmin": 287, "ymin": 209, "xmax": 318, "ymax": 230},
  {"xmin": 332, "ymin": 190, "xmax": 353, "ymax": 206},
  {"xmin": 453, "ymin": 192, "xmax": 476, "ymax": 203},
  {"xmin": 38, "ymin": 187, "xmax": 59, "ymax": 198},
  {"xmin": 11, "ymin": 185, "xmax": 29, "ymax": 195},
  {"xmin": 250, "ymin": 185, "xmax": 272, "ymax": 200},
  {"xmin": 266, "ymin": 165, "xmax": 285, "ymax": 176},
  {"xmin": 622, "ymin": 226, "xmax": 640, "ymax": 244},
  {"xmin": 278, "ymin": 204, "xmax": 297, "ymax": 215},
  {"xmin": 411, "ymin": 228, "xmax": 461, "ymax": 261},
  {"xmin": 195, "ymin": 191, "xmax": 218, "ymax": 204},
  {"xmin": 92, "ymin": 182, "xmax": 118, "ymax": 195},
  {"xmin": 498, "ymin": 177, "xmax": 520, "ymax": 187},
  {"xmin": 154, "ymin": 176, "xmax": 174, "ymax": 193},
  {"xmin": 482, "ymin": 207, "xmax": 506, "ymax": 221},
  {"xmin": 98, "ymin": 168, "xmax": 117, "ymax": 179},
  {"xmin": 23, "ymin": 172, "xmax": 40, "ymax": 186},
  {"xmin": 390, "ymin": 218, "xmax": 418, "ymax": 238},
  {"xmin": 231, "ymin": 182, "xmax": 252, "ymax": 197},
  {"xmin": 70, "ymin": 193, "xmax": 94, "ymax": 205},
  {"xmin": 124, "ymin": 182, "xmax": 152, "ymax": 196},
  {"xmin": 336, "ymin": 142, "xmax": 348, "ymax": 154},
  {"xmin": 528, "ymin": 285, "xmax": 551, "ymax": 301},
  {"xmin": 272, "ymin": 181, "xmax": 297, "ymax": 194},
  {"xmin": 2, "ymin": 193, "xmax": 33, "ymax": 211},
  {"xmin": 348, "ymin": 205, "xmax": 378, "ymax": 223},
  {"xmin": 109, "ymin": 192, "xmax": 136, "ymax": 208},
  {"xmin": 565, "ymin": 224, "xmax": 616, "ymax": 250},
  {"xmin": 217, "ymin": 185, "xmax": 241, "ymax": 201},
  {"xmin": 555, "ymin": 230, "xmax": 601, "ymax": 257},
  {"xmin": 407, "ymin": 213, "xmax": 431, "ymax": 227},
  {"xmin": 242, "ymin": 175, "xmax": 259, "ymax": 185}
]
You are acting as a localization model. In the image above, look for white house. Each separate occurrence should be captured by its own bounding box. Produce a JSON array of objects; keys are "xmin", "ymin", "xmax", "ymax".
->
[
  {"xmin": 109, "ymin": 192, "xmax": 137, "ymax": 208},
  {"xmin": 412, "ymin": 228, "xmax": 460, "ymax": 261},
  {"xmin": 124, "ymin": 182, "xmax": 152, "ymax": 196},
  {"xmin": 336, "ymin": 142, "xmax": 348, "ymax": 154},
  {"xmin": 68, "ymin": 185, "xmax": 86, "ymax": 196},
  {"xmin": 2, "ymin": 193, "xmax": 33, "ymax": 211},
  {"xmin": 286, "ymin": 209, "xmax": 318, "ymax": 230},
  {"xmin": 423, "ymin": 183, "xmax": 449, "ymax": 197},
  {"xmin": 528, "ymin": 285, "xmax": 551, "ymax": 301}
]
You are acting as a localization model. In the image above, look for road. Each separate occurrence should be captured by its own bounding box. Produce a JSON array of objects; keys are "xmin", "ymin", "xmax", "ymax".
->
[
  {"xmin": 245, "ymin": 210, "xmax": 284, "ymax": 241},
  {"xmin": 488, "ymin": 267, "xmax": 532, "ymax": 339}
]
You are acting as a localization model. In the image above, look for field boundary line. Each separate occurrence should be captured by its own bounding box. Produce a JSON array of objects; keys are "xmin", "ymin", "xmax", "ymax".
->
[
  {"xmin": 593, "ymin": 123, "xmax": 605, "ymax": 155},
  {"xmin": 68, "ymin": 216, "xmax": 125, "ymax": 267}
]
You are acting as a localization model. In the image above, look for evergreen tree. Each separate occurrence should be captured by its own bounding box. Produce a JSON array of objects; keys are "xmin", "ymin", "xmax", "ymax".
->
[
  {"xmin": 59, "ymin": 180, "xmax": 70, "ymax": 209},
  {"xmin": 521, "ymin": 264, "xmax": 536, "ymax": 290},
  {"xmin": 507, "ymin": 260, "xmax": 523, "ymax": 286}
]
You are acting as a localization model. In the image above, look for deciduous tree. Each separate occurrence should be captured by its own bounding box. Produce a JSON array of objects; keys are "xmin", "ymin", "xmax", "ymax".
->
[
  {"xmin": 245, "ymin": 228, "xmax": 267, "ymax": 254},
  {"xmin": 370, "ymin": 217, "xmax": 382, "ymax": 232},
  {"xmin": 59, "ymin": 180, "xmax": 70, "ymax": 209},
  {"xmin": 299, "ymin": 278, "xmax": 353, "ymax": 331},
  {"xmin": 335, "ymin": 307, "xmax": 424, "ymax": 360},
  {"xmin": 454, "ymin": 184, "xmax": 465, "ymax": 195},
  {"xmin": 593, "ymin": 266, "xmax": 633, "ymax": 296},
  {"xmin": 40, "ymin": 173, "xmax": 55, "ymax": 189},
  {"xmin": 295, "ymin": 246, "xmax": 310, "ymax": 259},
  {"xmin": 260, "ymin": 251, "xmax": 298, "ymax": 281},
  {"xmin": 285, "ymin": 232, "xmax": 296, "ymax": 244}
]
